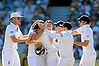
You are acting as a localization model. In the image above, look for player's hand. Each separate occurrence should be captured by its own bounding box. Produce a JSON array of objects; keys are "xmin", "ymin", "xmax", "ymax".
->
[
  {"xmin": 35, "ymin": 42, "xmax": 42, "ymax": 49},
  {"xmin": 38, "ymin": 23, "xmax": 45, "ymax": 29},
  {"xmin": 44, "ymin": 22, "xmax": 48, "ymax": 29}
]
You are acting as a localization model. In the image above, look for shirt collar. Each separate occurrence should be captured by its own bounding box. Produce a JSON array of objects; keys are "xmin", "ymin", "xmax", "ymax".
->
[
  {"xmin": 82, "ymin": 24, "xmax": 90, "ymax": 27},
  {"xmin": 10, "ymin": 22, "xmax": 18, "ymax": 28}
]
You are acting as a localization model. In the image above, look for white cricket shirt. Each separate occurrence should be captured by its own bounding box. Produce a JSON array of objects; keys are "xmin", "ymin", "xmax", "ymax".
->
[
  {"xmin": 39, "ymin": 31, "xmax": 58, "ymax": 54},
  {"xmin": 3, "ymin": 23, "xmax": 22, "ymax": 50},
  {"xmin": 45, "ymin": 29, "xmax": 74, "ymax": 60},
  {"xmin": 76, "ymin": 25, "xmax": 96, "ymax": 55}
]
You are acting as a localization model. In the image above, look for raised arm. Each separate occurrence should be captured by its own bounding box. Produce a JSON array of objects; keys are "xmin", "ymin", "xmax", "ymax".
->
[{"xmin": 45, "ymin": 29, "xmax": 63, "ymax": 40}]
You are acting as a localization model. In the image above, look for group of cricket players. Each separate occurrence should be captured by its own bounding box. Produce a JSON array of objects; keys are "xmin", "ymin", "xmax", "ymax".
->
[{"xmin": 2, "ymin": 12, "xmax": 97, "ymax": 66}]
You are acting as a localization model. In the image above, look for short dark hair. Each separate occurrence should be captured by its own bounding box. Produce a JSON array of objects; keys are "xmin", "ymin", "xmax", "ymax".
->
[
  {"xmin": 77, "ymin": 15, "xmax": 90, "ymax": 24},
  {"xmin": 63, "ymin": 22, "xmax": 72, "ymax": 30}
]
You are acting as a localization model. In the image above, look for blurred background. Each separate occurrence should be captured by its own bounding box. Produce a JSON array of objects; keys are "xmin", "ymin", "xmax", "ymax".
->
[{"xmin": 0, "ymin": 0, "xmax": 99, "ymax": 66}]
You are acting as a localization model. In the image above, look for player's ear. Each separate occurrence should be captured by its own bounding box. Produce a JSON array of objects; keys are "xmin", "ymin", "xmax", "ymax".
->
[{"xmin": 84, "ymin": 21, "xmax": 87, "ymax": 24}]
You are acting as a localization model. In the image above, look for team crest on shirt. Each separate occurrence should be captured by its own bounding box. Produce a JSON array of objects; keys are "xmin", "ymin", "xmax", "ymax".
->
[
  {"xmin": 10, "ymin": 31, "xmax": 14, "ymax": 34},
  {"xmin": 15, "ymin": 28, "xmax": 18, "ymax": 32},
  {"xmin": 81, "ymin": 31, "xmax": 84, "ymax": 33},
  {"xmin": 8, "ymin": 61, "xmax": 10, "ymax": 64},
  {"xmin": 86, "ymin": 35, "xmax": 89, "ymax": 37}
]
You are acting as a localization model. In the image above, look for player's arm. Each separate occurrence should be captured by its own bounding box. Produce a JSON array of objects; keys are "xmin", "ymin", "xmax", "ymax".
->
[
  {"xmin": 71, "ymin": 27, "xmax": 82, "ymax": 36},
  {"xmin": 26, "ymin": 28, "xmax": 44, "ymax": 44},
  {"xmin": 9, "ymin": 28, "xmax": 27, "ymax": 43},
  {"xmin": 45, "ymin": 29, "xmax": 63, "ymax": 40},
  {"xmin": 33, "ymin": 22, "xmax": 45, "ymax": 40},
  {"xmin": 19, "ymin": 34, "xmax": 28, "ymax": 38},
  {"xmin": 10, "ymin": 35, "xmax": 27, "ymax": 43},
  {"xmin": 25, "ymin": 39, "xmax": 36, "ymax": 45},
  {"xmin": 74, "ymin": 40, "xmax": 89, "ymax": 47},
  {"xmin": 71, "ymin": 30, "xmax": 79, "ymax": 36},
  {"xmin": 34, "ymin": 29, "xmax": 44, "ymax": 40},
  {"xmin": 18, "ymin": 27, "xmax": 29, "ymax": 39}
]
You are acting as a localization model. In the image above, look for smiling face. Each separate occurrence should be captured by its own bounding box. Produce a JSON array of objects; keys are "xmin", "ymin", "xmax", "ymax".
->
[
  {"xmin": 11, "ymin": 17, "xmax": 21, "ymax": 25},
  {"xmin": 78, "ymin": 21, "xmax": 87, "ymax": 27},
  {"xmin": 55, "ymin": 26, "xmax": 63, "ymax": 33},
  {"xmin": 47, "ymin": 22, "xmax": 53, "ymax": 30}
]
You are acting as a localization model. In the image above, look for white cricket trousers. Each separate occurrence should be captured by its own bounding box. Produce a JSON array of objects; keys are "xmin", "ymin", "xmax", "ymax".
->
[
  {"xmin": 79, "ymin": 52, "xmax": 97, "ymax": 66},
  {"xmin": 27, "ymin": 55, "xmax": 46, "ymax": 66},
  {"xmin": 47, "ymin": 52, "xmax": 60, "ymax": 66},
  {"xmin": 58, "ymin": 57, "xmax": 75, "ymax": 66},
  {"xmin": 2, "ymin": 49, "xmax": 20, "ymax": 66}
]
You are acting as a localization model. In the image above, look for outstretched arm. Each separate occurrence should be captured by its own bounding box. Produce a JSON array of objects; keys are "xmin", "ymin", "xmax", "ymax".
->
[
  {"xmin": 71, "ymin": 30, "xmax": 79, "ymax": 36},
  {"xmin": 45, "ymin": 29, "xmax": 63, "ymax": 40},
  {"xmin": 74, "ymin": 40, "xmax": 89, "ymax": 47}
]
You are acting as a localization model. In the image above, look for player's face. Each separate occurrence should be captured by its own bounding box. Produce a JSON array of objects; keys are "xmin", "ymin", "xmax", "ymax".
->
[
  {"xmin": 55, "ymin": 26, "xmax": 63, "ymax": 32},
  {"xmin": 13, "ymin": 17, "xmax": 21, "ymax": 25},
  {"xmin": 78, "ymin": 21, "xmax": 86, "ymax": 27},
  {"xmin": 63, "ymin": 27, "xmax": 68, "ymax": 31},
  {"xmin": 47, "ymin": 23, "xmax": 53, "ymax": 30},
  {"xmin": 38, "ymin": 22, "xmax": 45, "ymax": 29}
]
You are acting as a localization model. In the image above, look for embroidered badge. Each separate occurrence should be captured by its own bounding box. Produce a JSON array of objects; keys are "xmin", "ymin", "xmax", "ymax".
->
[
  {"xmin": 10, "ymin": 31, "xmax": 14, "ymax": 34},
  {"xmin": 8, "ymin": 61, "xmax": 10, "ymax": 64},
  {"xmin": 15, "ymin": 27, "xmax": 18, "ymax": 32}
]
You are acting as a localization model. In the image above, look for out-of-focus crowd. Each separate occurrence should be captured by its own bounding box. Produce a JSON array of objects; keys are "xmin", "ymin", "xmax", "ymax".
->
[
  {"xmin": 67, "ymin": 0, "xmax": 99, "ymax": 59},
  {"xmin": 0, "ymin": 0, "xmax": 99, "ymax": 64}
]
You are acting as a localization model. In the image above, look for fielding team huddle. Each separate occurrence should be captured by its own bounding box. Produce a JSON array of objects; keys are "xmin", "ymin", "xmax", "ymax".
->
[{"xmin": 2, "ymin": 12, "xmax": 96, "ymax": 66}]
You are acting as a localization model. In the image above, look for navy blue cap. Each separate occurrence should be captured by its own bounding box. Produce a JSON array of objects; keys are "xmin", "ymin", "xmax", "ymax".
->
[
  {"xmin": 77, "ymin": 15, "xmax": 90, "ymax": 24},
  {"xmin": 63, "ymin": 22, "xmax": 72, "ymax": 30},
  {"xmin": 54, "ymin": 21, "xmax": 64, "ymax": 27}
]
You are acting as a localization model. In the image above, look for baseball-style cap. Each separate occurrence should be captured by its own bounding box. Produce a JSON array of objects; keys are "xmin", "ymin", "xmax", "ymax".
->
[
  {"xmin": 32, "ymin": 20, "xmax": 44, "ymax": 29},
  {"xmin": 8, "ymin": 12, "xmax": 23, "ymax": 21},
  {"xmin": 46, "ymin": 20, "xmax": 53, "ymax": 24},
  {"xmin": 77, "ymin": 15, "xmax": 90, "ymax": 24},
  {"xmin": 54, "ymin": 21, "xmax": 64, "ymax": 27},
  {"xmin": 63, "ymin": 22, "xmax": 72, "ymax": 30}
]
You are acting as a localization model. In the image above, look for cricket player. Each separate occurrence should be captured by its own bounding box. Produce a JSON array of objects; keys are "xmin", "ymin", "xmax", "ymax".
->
[
  {"xmin": 45, "ymin": 22, "xmax": 75, "ymax": 66},
  {"xmin": 26, "ymin": 20, "xmax": 46, "ymax": 66},
  {"xmin": 53, "ymin": 21, "xmax": 64, "ymax": 58},
  {"xmin": 2, "ymin": 12, "xmax": 28, "ymax": 66},
  {"xmin": 39, "ymin": 20, "xmax": 59, "ymax": 66},
  {"xmin": 71, "ymin": 15, "xmax": 97, "ymax": 66}
]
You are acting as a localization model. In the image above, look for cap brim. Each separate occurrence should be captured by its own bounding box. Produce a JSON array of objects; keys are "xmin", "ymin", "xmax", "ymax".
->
[
  {"xmin": 54, "ymin": 23, "xmax": 57, "ymax": 25},
  {"xmin": 77, "ymin": 18, "xmax": 80, "ymax": 21},
  {"xmin": 8, "ymin": 16, "xmax": 23, "ymax": 22},
  {"xmin": 8, "ymin": 18, "xmax": 12, "ymax": 22}
]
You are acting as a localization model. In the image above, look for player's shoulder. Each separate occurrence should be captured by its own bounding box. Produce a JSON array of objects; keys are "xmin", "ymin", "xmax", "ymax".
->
[
  {"xmin": 6, "ymin": 24, "xmax": 15, "ymax": 31},
  {"xmin": 51, "ymin": 30, "xmax": 55, "ymax": 33}
]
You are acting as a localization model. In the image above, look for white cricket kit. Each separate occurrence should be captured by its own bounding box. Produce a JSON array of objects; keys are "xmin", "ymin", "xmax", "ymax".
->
[
  {"xmin": 27, "ymin": 27, "xmax": 46, "ymax": 66},
  {"xmin": 45, "ymin": 29, "xmax": 75, "ymax": 66},
  {"xmin": 76, "ymin": 25, "xmax": 96, "ymax": 66},
  {"xmin": 2, "ymin": 23, "xmax": 22, "ymax": 66},
  {"xmin": 39, "ymin": 31, "xmax": 59, "ymax": 66}
]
